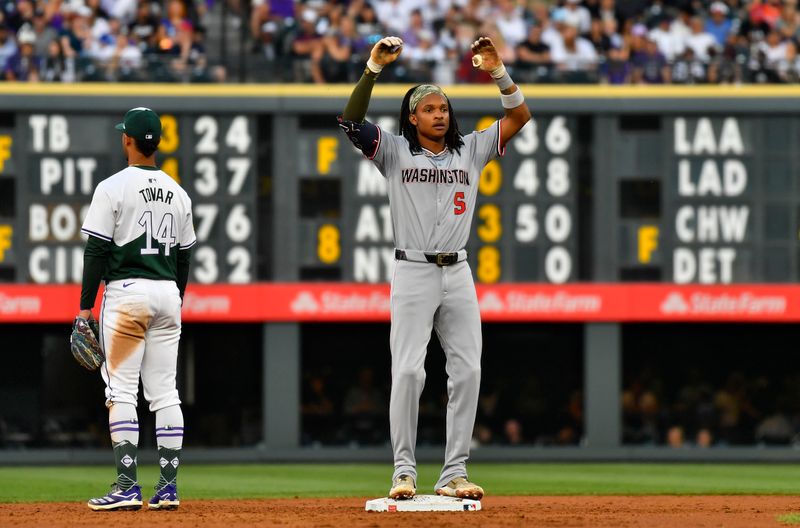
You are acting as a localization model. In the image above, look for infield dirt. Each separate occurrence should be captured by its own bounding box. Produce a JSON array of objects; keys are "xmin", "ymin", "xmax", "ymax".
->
[{"xmin": 1, "ymin": 496, "xmax": 797, "ymax": 527}]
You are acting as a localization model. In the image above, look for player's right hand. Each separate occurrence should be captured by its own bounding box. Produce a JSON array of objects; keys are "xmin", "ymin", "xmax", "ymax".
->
[{"xmin": 370, "ymin": 36, "xmax": 403, "ymax": 66}]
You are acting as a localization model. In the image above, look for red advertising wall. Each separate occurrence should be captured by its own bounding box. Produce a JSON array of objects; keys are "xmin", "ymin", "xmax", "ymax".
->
[{"xmin": 1, "ymin": 283, "xmax": 797, "ymax": 323}]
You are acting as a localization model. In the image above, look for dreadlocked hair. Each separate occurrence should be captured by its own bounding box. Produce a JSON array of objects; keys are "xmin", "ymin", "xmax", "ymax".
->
[{"xmin": 399, "ymin": 85, "xmax": 464, "ymax": 155}]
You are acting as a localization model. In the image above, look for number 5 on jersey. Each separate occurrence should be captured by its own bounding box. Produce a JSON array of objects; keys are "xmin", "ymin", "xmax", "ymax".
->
[
  {"xmin": 139, "ymin": 211, "xmax": 177, "ymax": 256},
  {"xmin": 454, "ymin": 191, "xmax": 466, "ymax": 215}
]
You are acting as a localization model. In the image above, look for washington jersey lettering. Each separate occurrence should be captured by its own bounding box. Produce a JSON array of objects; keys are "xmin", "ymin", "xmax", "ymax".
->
[
  {"xmin": 400, "ymin": 168, "xmax": 470, "ymax": 184},
  {"xmin": 81, "ymin": 166, "xmax": 196, "ymax": 282},
  {"xmin": 341, "ymin": 119, "xmax": 503, "ymax": 253}
]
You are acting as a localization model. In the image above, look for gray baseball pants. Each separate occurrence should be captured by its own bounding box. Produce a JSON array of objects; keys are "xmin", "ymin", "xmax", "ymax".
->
[{"xmin": 389, "ymin": 259, "xmax": 482, "ymax": 491}]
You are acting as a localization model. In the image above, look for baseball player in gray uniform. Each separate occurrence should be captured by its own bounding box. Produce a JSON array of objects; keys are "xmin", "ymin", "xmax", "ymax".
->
[
  {"xmin": 338, "ymin": 36, "xmax": 531, "ymax": 500},
  {"xmin": 79, "ymin": 108, "xmax": 195, "ymax": 511}
]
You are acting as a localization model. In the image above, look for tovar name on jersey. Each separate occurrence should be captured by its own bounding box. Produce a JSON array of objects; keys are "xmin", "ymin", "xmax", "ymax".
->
[
  {"xmin": 139, "ymin": 186, "xmax": 174, "ymax": 204},
  {"xmin": 400, "ymin": 168, "xmax": 471, "ymax": 185}
]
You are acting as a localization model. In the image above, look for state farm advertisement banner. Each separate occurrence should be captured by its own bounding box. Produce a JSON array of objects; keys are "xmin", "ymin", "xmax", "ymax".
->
[{"xmin": 0, "ymin": 283, "xmax": 798, "ymax": 323}]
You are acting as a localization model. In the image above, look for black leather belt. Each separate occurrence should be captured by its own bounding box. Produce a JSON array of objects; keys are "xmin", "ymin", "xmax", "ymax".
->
[{"xmin": 395, "ymin": 249, "xmax": 460, "ymax": 267}]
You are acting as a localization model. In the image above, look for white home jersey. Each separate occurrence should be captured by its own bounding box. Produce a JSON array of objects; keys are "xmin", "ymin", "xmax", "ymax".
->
[{"xmin": 81, "ymin": 166, "xmax": 196, "ymax": 282}]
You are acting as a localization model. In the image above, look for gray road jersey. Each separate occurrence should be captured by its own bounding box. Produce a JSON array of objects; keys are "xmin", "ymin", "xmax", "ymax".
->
[{"xmin": 372, "ymin": 121, "xmax": 502, "ymax": 253}]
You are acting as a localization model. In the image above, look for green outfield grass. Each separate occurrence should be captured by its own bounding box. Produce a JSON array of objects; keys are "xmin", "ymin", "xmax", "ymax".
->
[{"xmin": 1, "ymin": 463, "xmax": 799, "ymax": 503}]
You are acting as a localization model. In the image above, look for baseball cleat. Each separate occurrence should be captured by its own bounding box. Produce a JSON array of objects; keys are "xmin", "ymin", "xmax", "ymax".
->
[
  {"xmin": 389, "ymin": 474, "xmax": 416, "ymax": 500},
  {"xmin": 436, "ymin": 477, "xmax": 484, "ymax": 500},
  {"xmin": 148, "ymin": 483, "xmax": 180, "ymax": 510},
  {"xmin": 87, "ymin": 483, "xmax": 143, "ymax": 511}
]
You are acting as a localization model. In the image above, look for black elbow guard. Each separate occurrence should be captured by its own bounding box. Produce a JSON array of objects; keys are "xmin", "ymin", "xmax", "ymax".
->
[{"xmin": 337, "ymin": 116, "xmax": 380, "ymax": 158}]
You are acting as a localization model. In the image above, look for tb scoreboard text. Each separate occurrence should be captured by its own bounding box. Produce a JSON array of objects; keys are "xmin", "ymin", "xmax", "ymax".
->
[{"xmin": 0, "ymin": 98, "xmax": 797, "ymax": 286}]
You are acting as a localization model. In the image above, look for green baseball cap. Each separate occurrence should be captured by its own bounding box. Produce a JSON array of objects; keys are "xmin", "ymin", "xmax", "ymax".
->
[{"xmin": 115, "ymin": 107, "xmax": 161, "ymax": 141}]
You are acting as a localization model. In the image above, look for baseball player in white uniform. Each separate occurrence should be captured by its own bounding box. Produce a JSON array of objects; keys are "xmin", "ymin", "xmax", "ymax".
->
[
  {"xmin": 79, "ymin": 108, "xmax": 195, "ymax": 511},
  {"xmin": 339, "ymin": 37, "xmax": 531, "ymax": 499}
]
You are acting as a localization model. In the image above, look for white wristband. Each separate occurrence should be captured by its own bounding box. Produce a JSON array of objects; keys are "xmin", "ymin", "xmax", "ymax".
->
[
  {"xmin": 489, "ymin": 64, "xmax": 514, "ymax": 90},
  {"xmin": 366, "ymin": 58, "xmax": 383, "ymax": 74},
  {"xmin": 501, "ymin": 89, "xmax": 524, "ymax": 109},
  {"xmin": 493, "ymin": 70, "xmax": 514, "ymax": 90}
]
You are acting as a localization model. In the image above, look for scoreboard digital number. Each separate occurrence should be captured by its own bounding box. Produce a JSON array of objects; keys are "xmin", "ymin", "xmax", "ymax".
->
[
  {"xmin": 305, "ymin": 114, "xmax": 579, "ymax": 284},
  {"xmin": 171, "ymin": 114, "xmax": 256, "ymax": 284},
  {"xmin": 467, "ymin": 115, "xmax": 577, "ymax": 284},
  {"xmin": 15, "ymin": 112, "xmax": 256, "ymax": 284}
]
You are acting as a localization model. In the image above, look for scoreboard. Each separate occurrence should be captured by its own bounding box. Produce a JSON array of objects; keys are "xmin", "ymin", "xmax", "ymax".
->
[
  {"xmin": 297, "ymin": 113, "xmax": 579, "ymax": 284},
  {"xmin": 3, "ymin": 110, "xmax": 257, "ymax": 285},
  {"xmin": 595, "ymin": 110, "xmax": 800, "ymax": 284},
  {"xmin": 0, "ymin": 85, "xmax": 798, "ymax": 298}
]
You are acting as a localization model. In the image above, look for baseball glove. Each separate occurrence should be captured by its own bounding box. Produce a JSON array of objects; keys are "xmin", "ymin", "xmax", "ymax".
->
[{"xmin": 70, "ymin": 316, "xmax": 104, "ymax": 371}]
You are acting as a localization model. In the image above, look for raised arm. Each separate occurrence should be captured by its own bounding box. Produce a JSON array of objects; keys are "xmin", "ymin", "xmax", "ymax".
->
[
  {"xmin": 340, "ymin": 37, "xmax": 403, "ymax": 159},
  {"xmin": 342, "ymin": 36, "xmax": 403, "ymax": 122},
  {"xmin": 471, "ymin": 37, "xmax": 532, "ymax": 150}
]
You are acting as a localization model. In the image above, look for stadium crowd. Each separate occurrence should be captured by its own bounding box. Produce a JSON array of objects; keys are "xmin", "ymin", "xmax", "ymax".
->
[
  {"xmin": 0, "ymin": 0, "xmax": 216, "ymax": 82},
  {"xmin": 0, "ymin": 0, "xmax": 798, "ymax": 84},
  {"xmin": 250, "ymin": 0, "xmax": 800, "ymax": 84}
]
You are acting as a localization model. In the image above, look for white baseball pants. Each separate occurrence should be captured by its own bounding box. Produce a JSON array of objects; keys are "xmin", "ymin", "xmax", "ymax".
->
[{"xmin": 99, "ymin": 278, "xmax": 182, "ymax": 412}]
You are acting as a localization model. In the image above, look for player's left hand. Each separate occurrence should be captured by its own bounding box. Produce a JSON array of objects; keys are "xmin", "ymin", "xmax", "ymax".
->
[
  {"xmin": 70, "ymin": 315, "xmax": 104, "ymax": 371},
  {"xmin": 471, "ymin": 37, "xmax": 502, "ymax": 72}
]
